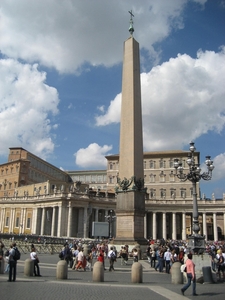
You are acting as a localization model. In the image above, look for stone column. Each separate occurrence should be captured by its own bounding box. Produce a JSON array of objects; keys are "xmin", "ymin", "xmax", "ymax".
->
[
  {"xmin": 202, "ymin": 212, "xmax": 207, "ymax": 241},
  {"xmin": 182, "ymin": 213, "xmax": 186, "ymax": 240},
  {"xmin": 213, "ymin": 213, "xmax": 218, "ymax": 241},
  {"xmin": 83, "ymin": 207, "xmax": 88, "ymax": 238},
  {"xmin": 19, "ymin": 208, "xmax": 24, "ymax": 234},
  {"xmin": 152, "ymin": 212, "xmax": 157, "ymax": 240},
  {"xmin": 172, "ymin": 213, "xmax": 177, "ymax": 240},
  {"xmin": 67, "ymin": 202, "xmax": 72, "ymax": 238},
  {"xmin": 51, "ymin": 206, "xmax": 56, "ymax": 236},
  {"xmin": 32, "ymin": 208, "xmax": 38, "ymax": 235},
  {"xmin": 57, "ymin": 205, "xmax": 62, "ymax": 237},
  {"xmin": 0, "ymin": 208, "xmax": 6, "ymax": 232},
  {"xmin": 9, "ymin": 208, "xmax": 15, "ymax": 234},
  {"xmin": 162, "ymin": 213, "xmax": 167, "ymax": 240},
  {"xmin": 144, "ymin": 212, "xmax": 147, "ymax": 239},
  {"xmin": 95, "ymin": 208, "xmax": 99, "ymax": 222},
  {"xmin": 40, "ymin": 207, "xmax": 46, "ymax": 236},
  {"xmin": 23, "ymin": 208, "xmax": 27, "ymax": 234}
]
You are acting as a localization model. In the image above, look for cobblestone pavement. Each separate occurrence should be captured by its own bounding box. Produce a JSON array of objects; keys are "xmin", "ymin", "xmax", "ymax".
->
[{"xmin": 0, "ymin": 254, "xmax": 224, "ymax": 300}]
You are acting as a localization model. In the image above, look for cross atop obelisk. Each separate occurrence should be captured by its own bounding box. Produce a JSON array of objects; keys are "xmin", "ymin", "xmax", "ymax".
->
[
  {"xmin": 114, "ymin": 11, "xmax": 146, "ymax": 245},
  {"xmin": 128, "ymin": 10, "xmax": 134, "ymax": 36}
]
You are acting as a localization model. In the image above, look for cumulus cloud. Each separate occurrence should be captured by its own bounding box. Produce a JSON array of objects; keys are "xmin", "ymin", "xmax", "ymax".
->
[
  {"xmin": 0, "ymin": 59, "xmax": 59, "ymax": 158},
  {"xmin": 0, "ymin": 0, "xmax": 204, "ymax": 73},
  {"xmin": 96, "ymin": 47, "xmax": 225, "ymax": 152},
  {"xmin": 74, "ymin": 143, "xmax": 113, "ymax": 169},
  {"xmin": 96, "ymin": 94, "xmax": 121, "ymax": 125},
  {"xmin": 211, "ymin": 153, "xmax": 225, "ymax": 181}
]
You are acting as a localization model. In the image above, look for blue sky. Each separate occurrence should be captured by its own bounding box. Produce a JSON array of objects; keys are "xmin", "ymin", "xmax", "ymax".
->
[{"xmin": 0, "ymin": 0, "xmax": 225, "ymax": 198}]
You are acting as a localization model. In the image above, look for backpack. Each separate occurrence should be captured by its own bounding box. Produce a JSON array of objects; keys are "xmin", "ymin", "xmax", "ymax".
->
[
  {"xmin": 110, "ymin": 252, "xmax": 116, "ymax": 261},
  {"xmin": 13, "ymin": 247, "xmax": 21, "ymax": 261}
]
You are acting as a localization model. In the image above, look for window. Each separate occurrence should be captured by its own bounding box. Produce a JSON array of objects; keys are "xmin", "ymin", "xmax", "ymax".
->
[
  {"xmin": 109, "ymin": 163, "xmax": 113, "ymax": 170},
  {"xmin": 159, "ymin": 171, "xmax": 165, "ymax": 182},
  {"xmin": 97, "ymin": 175, "xmax": 103, "ymax": 183},
  {"xmin": 180, "ymin": 189, "xmax": 186, "ymax": 199},
  {"xmin": 160, "ymin": 189, "xmax": 166, "ymax": 198},
  {"xmin": 150, "ymin": 189, "xmax": 155, "ymax": 198},
  {"xmin": 149, "ymin": 174, "xmax": 155, "ymax": 183},
  {"xmin": 143, "ymin": 161, "xmax": 146, "ymax": 169},
  {"xmin": 109, "ymin": 177, "xmax": 113, "ymax": 184},
  {"xmin": 91, "ymin": 175, "xmax": 96, "ymax": 183},
  {"xmin": 149, "ymin": 160, "xmax": 155, "ymax": 169},
  {"xmin": 159, "ymin": 159, "xmax": 165, "ymax": 168},
  {"xmin": 85, "ymin": 175, "xmax": 91, "ymax": 182},
  {"xmin": 169, "ymin": 171, "xmax": 175, "ymax": 182},
  {"xmin": 170, "ymin": 189, "xmax": 176, "ymax": 199},
  {"xmin": 169, "ymin": 159, "xmax": 174, "ymax": 168}
]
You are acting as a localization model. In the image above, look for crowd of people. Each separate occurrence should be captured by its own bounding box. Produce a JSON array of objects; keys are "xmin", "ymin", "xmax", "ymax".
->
[
  {"xmin": 146, "ymin": 239, "xmax": 225, "ymax": 278},
  {"xmin": 0, "ymin": 237, "xmax": 224, "ymax": 285},
  {"xmin": 57, "ymin": 240, "xmax": 142, "ymax": 272}
]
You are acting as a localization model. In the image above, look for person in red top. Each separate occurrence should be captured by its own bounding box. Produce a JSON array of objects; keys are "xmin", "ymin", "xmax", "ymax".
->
[{"xmin": 181, "ymin": 253, "xmax": 197, "ymax": 296}]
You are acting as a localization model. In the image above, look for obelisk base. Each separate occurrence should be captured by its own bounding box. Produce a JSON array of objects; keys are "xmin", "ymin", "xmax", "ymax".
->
[{"xmin": 114, "ymin": 191, "xmax": 146, "ymax": 246}]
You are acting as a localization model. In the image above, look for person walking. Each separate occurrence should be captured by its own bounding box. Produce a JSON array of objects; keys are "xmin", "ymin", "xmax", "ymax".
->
[
  {"xmin": 151, "ymin": 248, "xmax": 156, "ymax": 268},
  {"xmin": 108, "ymin": 246, "xmax": 116, "ymax": 271},
  {"xmin": 75, "ymin": 248, "xmax": 84, "ymax": 270},
  {"xmin": 164, "ymin": 248, "xmax": 172, "ymax": 274},
  {"xmin": 181, "ymin": 253, "xmax": 197, "ymax": 296}
]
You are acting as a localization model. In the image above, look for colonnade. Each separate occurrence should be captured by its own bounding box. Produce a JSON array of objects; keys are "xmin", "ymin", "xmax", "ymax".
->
[
  {"xmin": 147, "ymin": 211, "xmax": 225, "ymax": 241},
  {"xmin": 0, "ymin": 203, "xmax": 225, "ymax": 241}
]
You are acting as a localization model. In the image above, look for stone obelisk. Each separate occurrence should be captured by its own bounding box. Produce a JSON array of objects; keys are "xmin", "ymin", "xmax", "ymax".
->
[{"xmin": 115, "ymin": 12, "xmax": 146, "ymax": 245}]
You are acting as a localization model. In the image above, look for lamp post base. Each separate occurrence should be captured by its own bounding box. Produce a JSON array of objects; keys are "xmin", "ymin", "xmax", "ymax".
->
[{"xmin": 187, "ymin": 234, "xmax": 205, "ymax": 254}]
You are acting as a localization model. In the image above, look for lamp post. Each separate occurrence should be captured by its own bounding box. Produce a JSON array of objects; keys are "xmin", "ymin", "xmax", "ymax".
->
[
  {"xmin": 174, "ymin": 141, "xmax": 214, "ymax": 254},
  {"xmin": 105, "ymin": 210, "xmax": 116, "ymax": 239}
]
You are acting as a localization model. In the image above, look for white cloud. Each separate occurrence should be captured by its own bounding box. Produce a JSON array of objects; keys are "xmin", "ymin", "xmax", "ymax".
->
[
  {"xmin": 74, "ymin": 143, "xmax": 112, "ymax": 169},
  {"xmin": 0, "ymin": 59, "xmax": 60, "ymax": 158},
  {"xmin": 95, "ymin": 94, "xmax": 121, "ymax": 126},
  {"xmin": 96, "ymin": 47, "xmax": 225, "ymax": 151},
  {"xmin": 0, "ymin": 0, "xmax": 199, "ymax": 73},
  {"xmin": 210, "ymin": 153, "xmax": 225, "ymax": 181},
  {"xmin": 97, "ymin": 105, "xmax": 105, "ymax": 113}
]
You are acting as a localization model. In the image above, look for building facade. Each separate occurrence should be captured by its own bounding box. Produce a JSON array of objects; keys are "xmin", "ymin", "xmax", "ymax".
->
[{"xmin": 0, "ymin": 147, "xmax": 224, "ymax": 241}]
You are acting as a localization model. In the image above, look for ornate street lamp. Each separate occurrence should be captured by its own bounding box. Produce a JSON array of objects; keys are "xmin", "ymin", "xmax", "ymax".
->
[
  {"xmin": 174, "ymin": 142, "xmax": 214, "ymax": 254},
  {"xmin": 105, "ymin": 210, "xmax": 116, "ymax": 239}
]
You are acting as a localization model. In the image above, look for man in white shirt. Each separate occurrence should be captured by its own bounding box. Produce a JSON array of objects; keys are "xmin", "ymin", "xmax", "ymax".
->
[
  {"xmin": 164, "ymin": 248, "xmax": 172, "ymax": 274},
  {"xmin": 108, "ymin": 247, "xmax": 116, "ymax": 271}
]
